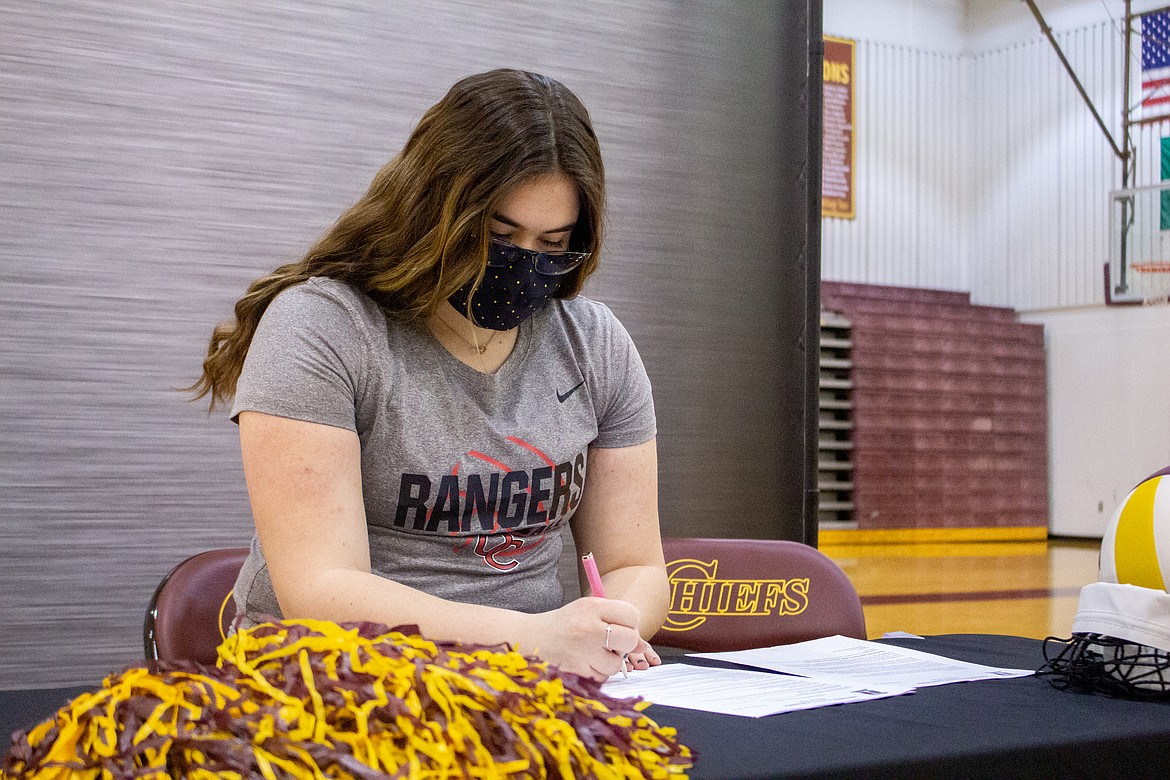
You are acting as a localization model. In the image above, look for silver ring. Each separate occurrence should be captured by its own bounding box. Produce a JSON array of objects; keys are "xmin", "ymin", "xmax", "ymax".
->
[{"xmin": 604, "ymin": 623, "xmax": 613, "ymax": 651}]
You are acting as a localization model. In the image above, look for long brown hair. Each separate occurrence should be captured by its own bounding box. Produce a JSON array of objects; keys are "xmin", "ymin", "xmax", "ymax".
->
[{"xmin": 189, "ymin": 68, "xmax": 606, "ymax": 409}]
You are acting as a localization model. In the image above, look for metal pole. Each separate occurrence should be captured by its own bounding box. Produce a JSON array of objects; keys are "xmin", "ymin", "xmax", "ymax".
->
[
  {"xmin": 1023, "ymin": 0, "xmax": 1127, "ymax": 161},
  {"xmin": 1121, "ymin": 0, "xmax": 1133, "ymax": 293},
  {"xmin": 1130, "ymin": 113, "xmax": 1170, "ymax": 127},
  {"xmin": 804, "ymin": 0, "xmax": 823, "ymax": 548}
]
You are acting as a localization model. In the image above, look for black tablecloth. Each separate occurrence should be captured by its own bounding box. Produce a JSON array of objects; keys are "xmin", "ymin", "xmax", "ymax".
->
[
  {"xmin": 3, "ymin": 635, "xmax": 1168, "ymax": 779},
  {"xmin": 0, "ymin": 684, "xmax": 93, "ymax": 743},
  {"xmin": 654, "ymin": 634, "xmax": 1170, "ymax": 779}
]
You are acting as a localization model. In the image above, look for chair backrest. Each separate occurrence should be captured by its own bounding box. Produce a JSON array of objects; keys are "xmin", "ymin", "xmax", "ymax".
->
[
  {"xmin": 650, "ymin": 537, "xmax": 866, "ymax": 653},
  {"xmin": 143, "ymin": 547, "xmax": 249, "ymax": 664}
]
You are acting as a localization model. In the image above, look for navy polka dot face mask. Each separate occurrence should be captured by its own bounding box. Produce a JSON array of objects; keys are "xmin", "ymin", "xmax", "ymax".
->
[{"xmin": 448, "ymin": 239, "xmax": 588, "ymax": 330}]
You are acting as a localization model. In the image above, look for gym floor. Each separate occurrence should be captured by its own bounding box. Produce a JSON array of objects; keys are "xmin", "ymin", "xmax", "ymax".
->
[{"xmin": 822, "ymin": 538, "xmax": 1101, "ymax": 640}]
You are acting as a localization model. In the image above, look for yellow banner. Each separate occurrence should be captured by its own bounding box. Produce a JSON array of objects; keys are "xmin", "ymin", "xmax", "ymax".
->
[{"xmin": 822, "ymin": 35, "xmax": 856, "ymax": 219}]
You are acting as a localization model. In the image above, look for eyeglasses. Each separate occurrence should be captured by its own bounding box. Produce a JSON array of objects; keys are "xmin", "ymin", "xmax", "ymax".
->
[{"xmin": 488, "ymin": 238, "xmax": 590, "ymax": 276}]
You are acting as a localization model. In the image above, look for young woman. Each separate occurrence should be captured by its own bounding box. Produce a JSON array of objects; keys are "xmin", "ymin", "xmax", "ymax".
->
[{"xmin": 190, "ymin": 69, "xmax": 668, "ymax": 682}]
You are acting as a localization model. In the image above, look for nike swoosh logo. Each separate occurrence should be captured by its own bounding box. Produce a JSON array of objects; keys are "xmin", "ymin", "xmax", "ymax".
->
[{"xmin": 557, "ymin": 380, "xmax": 585, "ymax": 403}]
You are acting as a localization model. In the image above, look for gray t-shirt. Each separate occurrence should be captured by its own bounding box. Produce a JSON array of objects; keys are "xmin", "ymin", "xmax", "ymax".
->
[{"xmin": 230, "ymin": 276, "xmax": 655, "ymax": 626}]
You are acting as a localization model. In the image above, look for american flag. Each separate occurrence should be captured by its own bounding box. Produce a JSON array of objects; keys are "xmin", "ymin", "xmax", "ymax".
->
[{"xmin": 1142, "ymin": 11, "xmax": 1170, "ymax": 119}]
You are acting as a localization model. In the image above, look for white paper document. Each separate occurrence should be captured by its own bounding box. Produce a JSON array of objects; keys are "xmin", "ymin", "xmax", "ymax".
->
[
  {"xmin": 691, "ymin": 635, "xmax": 1035, "ymax": 690},
  {"xmin": 600, "ymin": 662, "xmax": 912, "ymax": 718}
]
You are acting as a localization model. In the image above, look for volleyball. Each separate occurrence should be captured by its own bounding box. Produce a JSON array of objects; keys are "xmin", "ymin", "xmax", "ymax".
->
[{"xmin": 1100, "ymin": 475, "xmax": 1170, "ymax": 592}]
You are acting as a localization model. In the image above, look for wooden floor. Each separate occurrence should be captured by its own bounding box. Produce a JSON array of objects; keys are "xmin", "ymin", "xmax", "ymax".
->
[{"xmin": 821, "ymin": 538, "xmax": 1101, "ymax": 640}]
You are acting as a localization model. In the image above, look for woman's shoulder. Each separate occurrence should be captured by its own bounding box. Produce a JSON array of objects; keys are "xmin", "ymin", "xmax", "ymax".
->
[
  {"xmin": 550, "ymin": 294, "xmax": 626, "ymax": 334},
  {"xmin": 275, "ymin": 276, "xmax": 369, "ymax": 306},
  {"xmin": 269, "ymin": 277, "xmax": 383, "ymax": 325},
  {"xmin": 541, "ymin": 296, "xmax": 640, "ymax": 373}
]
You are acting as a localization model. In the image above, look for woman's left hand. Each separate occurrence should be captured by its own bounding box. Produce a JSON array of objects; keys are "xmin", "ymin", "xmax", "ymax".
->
[{"xmin": 621, "ymin": 637, "xmax": 662, "ymax": 672}]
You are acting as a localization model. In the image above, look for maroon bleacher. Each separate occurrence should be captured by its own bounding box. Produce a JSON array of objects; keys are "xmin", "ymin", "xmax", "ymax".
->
[{"xmin": 822, "ymin": 282, "xmax": 1048, "ymax": 532}]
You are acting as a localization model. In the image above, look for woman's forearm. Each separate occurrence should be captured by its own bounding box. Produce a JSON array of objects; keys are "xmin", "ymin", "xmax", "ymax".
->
[
  {"xmin": 598, "ymin": 564, "xmax": 670, "ymax": 639},
  {"xmin": 275, "ymin": 565, "xmax": 648, "ymax": 681},
  {"xmin": 277, "ymin": 566, "xmax": 533, "ymax": 648}
]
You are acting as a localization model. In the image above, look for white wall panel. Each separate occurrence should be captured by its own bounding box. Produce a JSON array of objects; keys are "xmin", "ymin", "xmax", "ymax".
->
[
  {"xmin": 971, "ymin": 21, "xmax": 1125, "ymax": 312},
  {"xmin": 825, "ymin": 17, "xmax": 1131, "ymax": 312},
  {"xmin": 1023, "ymin": 305, "xmax": 1170, "ymax": 537},
  {"xmin": 821, "ymin": 38, "xmax": 967, "ymax": 292}
]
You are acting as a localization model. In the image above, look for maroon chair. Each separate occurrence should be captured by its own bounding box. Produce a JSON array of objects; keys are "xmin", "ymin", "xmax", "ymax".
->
[
  {"xmin": 143, "ymin": 548, "xmax": 249, "ymax": 664},
  {"xmin": 650, "ymin": 537, "xmax": 866, "ymax": 653}
]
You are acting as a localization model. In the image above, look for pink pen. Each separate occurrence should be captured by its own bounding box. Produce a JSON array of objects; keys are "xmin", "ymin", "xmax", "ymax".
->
[{"xmin": 582, "ymin": 552, "xmax": 629, "ymax": 677}]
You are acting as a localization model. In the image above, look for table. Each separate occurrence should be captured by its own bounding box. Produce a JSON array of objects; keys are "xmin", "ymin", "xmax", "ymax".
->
[
  {"xmin": 654, "ymin": 634, "xmax": 1170, "ymax": 779},
  {"xmin": 2, "ymin": 635, "xmax": 1167, "ymax": 779}
]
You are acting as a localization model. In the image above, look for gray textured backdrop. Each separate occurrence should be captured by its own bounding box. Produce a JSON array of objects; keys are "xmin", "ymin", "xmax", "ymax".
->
[{"xmin": 1, "ymin": 1, "xmax": 812, "ymax": 688}]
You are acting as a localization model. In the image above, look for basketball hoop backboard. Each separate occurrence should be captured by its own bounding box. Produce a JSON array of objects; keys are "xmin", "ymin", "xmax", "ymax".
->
[{"xmin": 1106, "ymin": 182, "xmax": 1170, "ymax": 306}]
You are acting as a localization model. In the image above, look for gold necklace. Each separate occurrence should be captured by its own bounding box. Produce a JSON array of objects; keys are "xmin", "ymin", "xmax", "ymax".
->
[{"xmin": 433, "ymin": 311, "xmax": 500, "ymax": 355}]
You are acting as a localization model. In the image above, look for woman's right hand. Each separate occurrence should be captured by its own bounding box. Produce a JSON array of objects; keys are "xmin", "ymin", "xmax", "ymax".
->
[{"xmin": 521, "ymin": 597, "xmax": 643, "ymax": 681}]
